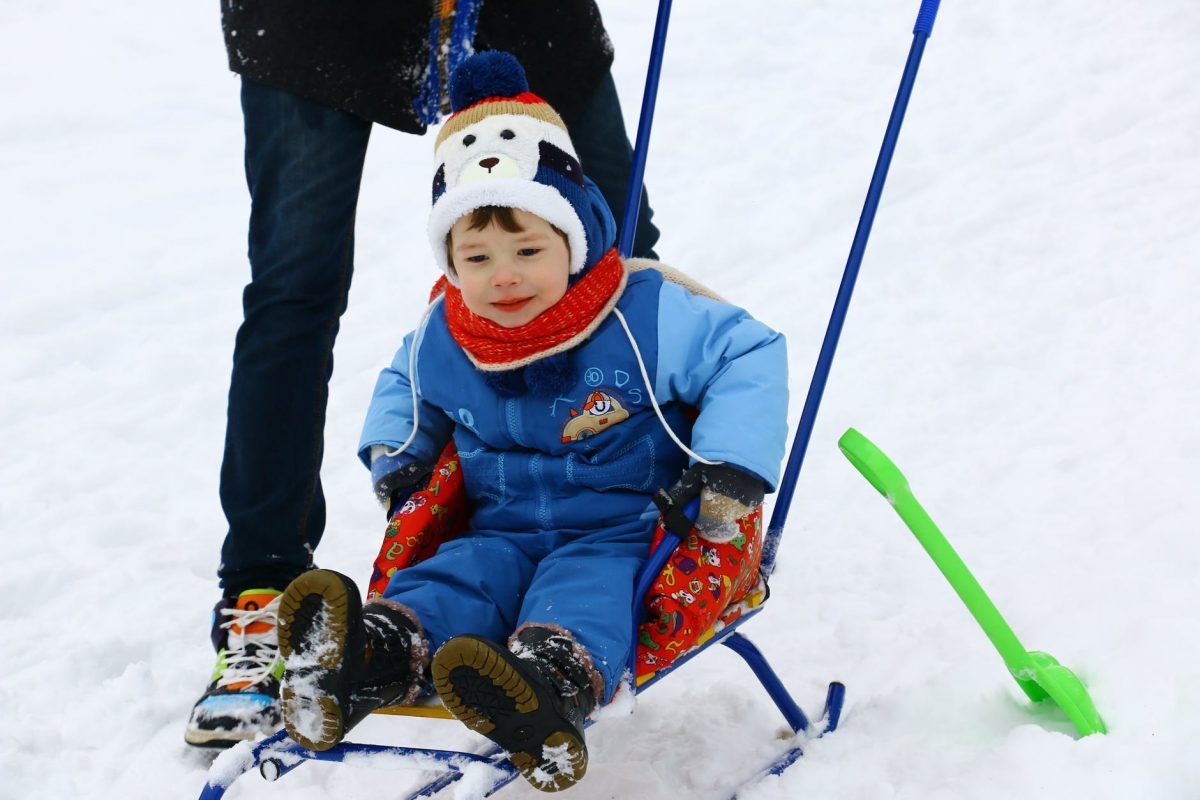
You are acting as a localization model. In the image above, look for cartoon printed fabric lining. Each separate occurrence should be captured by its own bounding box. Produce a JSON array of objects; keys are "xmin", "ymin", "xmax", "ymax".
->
[
  {"xmin": 367, "ymin": 444, "xmax": 469, "ymax": 599},
  {"xmin": 635, "ymin": 510, "xmax": 764, "ymax": 682},
  {"xmin": 364, "ymin": 443, "xmax": 765, "ymax": 682}
]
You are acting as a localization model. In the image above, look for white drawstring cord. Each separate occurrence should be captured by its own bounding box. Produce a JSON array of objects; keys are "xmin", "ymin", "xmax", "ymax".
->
[
  {"xmin": 383, "ymin": 300, "xmax": 715, "ymax": 469},
  {"xmin": 612, "ymin": 308, "xmax": 719, "ymax": 467},
  {"xmin": 384, "ymin": 300, "xmax": 440, "ymax": 459},
  {"xmin": 217, "ymin": 595, "xmax": 282, "ymax": 688}
]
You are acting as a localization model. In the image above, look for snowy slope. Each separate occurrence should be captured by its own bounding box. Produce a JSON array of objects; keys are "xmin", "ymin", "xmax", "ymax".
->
[{"xmin": 2, "ymin": 1, "xmax": 1199, "ymax": 798}]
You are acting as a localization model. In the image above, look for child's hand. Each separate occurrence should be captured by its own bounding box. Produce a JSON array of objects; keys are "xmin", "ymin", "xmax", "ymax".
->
[
  {"xmin": 370, "ymin": 452, "xmax": 433, "ymax": 518},
  {"xmin": 654, "ymin": 463, "xmax": 764, "ymax": 543}
]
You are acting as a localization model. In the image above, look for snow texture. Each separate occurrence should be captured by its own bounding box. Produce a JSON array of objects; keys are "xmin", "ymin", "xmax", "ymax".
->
[
  {"xmin": 528, "ymin": 739, "xmax": 580, "ymax": 790},
  {"xmin": 2, "ymin": 1, "xmax": 1199, "ymax": 798},
  {"xmin": 279, "ymin": 603, "xmax": 339, "ymax": 744}
]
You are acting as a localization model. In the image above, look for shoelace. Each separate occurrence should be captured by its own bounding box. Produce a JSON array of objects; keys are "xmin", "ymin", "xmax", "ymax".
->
[{"xmin": 216, "ymin": 595, "xmax": 282, "ymax": 689}]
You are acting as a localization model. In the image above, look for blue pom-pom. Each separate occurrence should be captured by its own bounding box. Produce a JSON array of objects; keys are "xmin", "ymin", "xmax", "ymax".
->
[{"xmin": 449, "ymin": 51, "xmax": 530, "ymax": 112}]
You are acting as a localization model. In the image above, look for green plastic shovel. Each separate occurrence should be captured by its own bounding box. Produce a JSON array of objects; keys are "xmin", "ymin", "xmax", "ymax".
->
[{"xmin": 837, "ymin": 427, "xmax": 1106, "ymax": 737}]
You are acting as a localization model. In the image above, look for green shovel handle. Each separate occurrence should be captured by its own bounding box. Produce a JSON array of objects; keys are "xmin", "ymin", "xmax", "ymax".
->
[{"xmin": 838, "ymin": 428, "xmax": 1045, "ymax": 701}]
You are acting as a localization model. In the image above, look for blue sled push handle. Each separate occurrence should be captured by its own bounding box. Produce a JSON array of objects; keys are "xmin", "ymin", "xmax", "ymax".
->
[
  {"xmin": 915, "ymin": 0, "xmax": 941, "ymax": 36},
  {"xmin": 762, "ymin": 0, "xmax": 943, "ymax": 576}
]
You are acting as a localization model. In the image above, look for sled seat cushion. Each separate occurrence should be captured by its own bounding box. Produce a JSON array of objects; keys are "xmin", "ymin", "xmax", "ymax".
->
[
  {"xmin": 366, "ymin": 442, "xmax": 469, "ymax": 599},
  {"xmin": 634, "ymin": 508, "xmax": 764, "ymax": 683},
  {"xmin": 364, "ymin": 442, "xmax": 765, "ymax": 684}
]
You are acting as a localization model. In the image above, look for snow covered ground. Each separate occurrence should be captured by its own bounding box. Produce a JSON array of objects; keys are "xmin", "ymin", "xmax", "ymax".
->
[{"xmin": 3, "ymin": 1, "xmax": 1198, "ymax": 798}]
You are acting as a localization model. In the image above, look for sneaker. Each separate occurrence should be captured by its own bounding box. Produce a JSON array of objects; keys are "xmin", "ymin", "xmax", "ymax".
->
[
  {"xmin": 184, "ymin": 589, "xmax": 284, "ymax": 747},
  {"xmin": 432, "ymin": 632, "xmax": 596, "ymax": 792},
  {"xmin": 277, "ymin": 570, "xmax": 418, "ymax": 751}
]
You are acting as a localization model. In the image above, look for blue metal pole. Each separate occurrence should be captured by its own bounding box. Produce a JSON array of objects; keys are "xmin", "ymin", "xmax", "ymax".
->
[
  {"xmin": 618, "ymin": 0, "xmax": 673, "ymax": 258},
  {"xmin": 618, "ymin": 0, "xmax": 677, "ymax": 667},
  {"xmin": 722, "ymin": 633, "xmax": 813, "ymax": 733},
  {"xmin": 762, "ymin": 0, "xmax": 942, "ymax": 577}
]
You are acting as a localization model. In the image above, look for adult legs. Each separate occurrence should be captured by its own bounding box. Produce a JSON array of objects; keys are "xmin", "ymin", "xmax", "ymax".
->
[
  {"xmin": 218, "ymin": 79, "xmax": 373, "ymax": 594},
  {"xmin": 188, "ymin": 84, "xmax": 373, "ymax": 747},
  {"xmin": 564, "ymin": 72, "xmax": 660, "ymax": 260}
]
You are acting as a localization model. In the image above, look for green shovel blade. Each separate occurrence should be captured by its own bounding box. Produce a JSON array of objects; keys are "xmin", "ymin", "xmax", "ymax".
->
[{"xmin": 838, "ymin": 427, "xmax": 1106, "ymax": 737}]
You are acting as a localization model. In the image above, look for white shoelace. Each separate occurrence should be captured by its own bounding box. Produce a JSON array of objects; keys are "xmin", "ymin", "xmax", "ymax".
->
[{"xmin": 216, "ymin": 595, "xmax": 282, "ymax": 689}]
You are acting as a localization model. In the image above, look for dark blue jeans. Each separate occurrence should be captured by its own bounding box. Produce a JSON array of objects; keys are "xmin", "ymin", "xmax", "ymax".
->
[{"xmin": 218, "ymin": 76, "xmax": 659, "ymax": 594}]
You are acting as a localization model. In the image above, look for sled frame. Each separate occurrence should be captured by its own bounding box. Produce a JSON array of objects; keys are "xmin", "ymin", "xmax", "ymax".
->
[{"xmin": 197, "ymin": 601, "xmax": 845, "ymax": 800}]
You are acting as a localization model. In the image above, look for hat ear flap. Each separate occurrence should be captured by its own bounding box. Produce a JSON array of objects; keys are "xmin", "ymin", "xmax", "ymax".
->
[
  {"xmin": 432, "ymin": 164, "xmax": 447, "ymax": 204},
  {"xmin": 584, "ymin": 177, "xmax": 617, "ymax": 262}
]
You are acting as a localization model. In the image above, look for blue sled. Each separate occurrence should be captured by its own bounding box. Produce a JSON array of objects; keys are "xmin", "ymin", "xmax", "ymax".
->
[
  {"xmin": 197, "ymin": 611, "xmax": 843, "ymax": 800},
  {"xmin": 198, "ymin": 505, "xmax": 844, "ymax": 799}
]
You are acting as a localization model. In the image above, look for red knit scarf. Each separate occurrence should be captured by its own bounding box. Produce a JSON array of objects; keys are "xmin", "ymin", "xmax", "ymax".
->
[{"xmin": 435, "ymin": 247, "xmax": 627, "ymax": 371}]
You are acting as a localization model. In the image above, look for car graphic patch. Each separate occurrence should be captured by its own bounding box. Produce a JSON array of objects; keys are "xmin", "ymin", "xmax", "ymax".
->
[{"xmin": 560, "ymin": 389, "xmax": 630, "ymax": 443}]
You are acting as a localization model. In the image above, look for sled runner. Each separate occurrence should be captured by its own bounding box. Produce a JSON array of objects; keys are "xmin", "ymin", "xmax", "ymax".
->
[{"xmin": 197, "ymin": 0, "xmax": 945, "ymax": 795}]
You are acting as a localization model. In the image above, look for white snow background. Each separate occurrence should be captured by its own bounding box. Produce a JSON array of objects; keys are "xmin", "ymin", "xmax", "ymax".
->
[{"xmin": 2, "ymin": 1, "xmax": 1198, "ymax": 798}]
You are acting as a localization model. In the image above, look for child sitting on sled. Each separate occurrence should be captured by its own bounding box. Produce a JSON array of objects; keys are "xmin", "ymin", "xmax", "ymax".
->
[{"xmin": 275, "ymin": 51, "xmax": 788, "ymax": 792}]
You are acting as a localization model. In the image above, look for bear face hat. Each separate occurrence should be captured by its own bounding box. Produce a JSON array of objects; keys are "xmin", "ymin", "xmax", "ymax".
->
[{"xmin": 429, "ymin": 51, "xmax": 615, "ymax": 283}]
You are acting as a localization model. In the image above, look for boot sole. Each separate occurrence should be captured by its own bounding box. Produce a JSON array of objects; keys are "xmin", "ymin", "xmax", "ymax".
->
[
  {"xmin": 431, "ymin": 636, "xmax": 587, "ymax": 792},
  {"xmin": 277, "ymin": 570, "xmax": 359, "ymax": 751}
]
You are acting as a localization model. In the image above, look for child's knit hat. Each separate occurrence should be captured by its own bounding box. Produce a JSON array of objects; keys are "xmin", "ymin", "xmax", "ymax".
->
[{"xmin": 428, "ymin": 51, "xmax": 616, "ymax": 283}]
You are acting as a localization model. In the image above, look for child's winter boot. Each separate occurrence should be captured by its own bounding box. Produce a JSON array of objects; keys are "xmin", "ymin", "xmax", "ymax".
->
[
  {"xmin": 277, "ymin": 569, "xmax": 424, "ymax": 750},
  {"xmin": 184, "ymin": 588, "xmax": 284, "ymax": 747},
  {"xmin": 432, "ymin": 627, "xmax": 598, "ymax": 792}
]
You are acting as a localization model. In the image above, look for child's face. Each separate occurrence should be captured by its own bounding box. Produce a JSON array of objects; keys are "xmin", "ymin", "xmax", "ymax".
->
[{"xmin": 450, "ymin": 209, "xmax": 570, "ymax": 328}]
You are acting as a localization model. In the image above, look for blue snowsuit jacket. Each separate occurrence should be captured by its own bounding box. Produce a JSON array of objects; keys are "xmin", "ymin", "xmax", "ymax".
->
[{"xmin": 358, "ymin": 265, "xmax": 787, "ymax": 697}]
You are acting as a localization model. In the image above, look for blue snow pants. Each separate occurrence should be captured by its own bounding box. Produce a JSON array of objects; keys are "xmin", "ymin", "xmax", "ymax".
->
[{"xmin": 381, "ymin": 515, "xmax": 657, "ymax": 700}]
